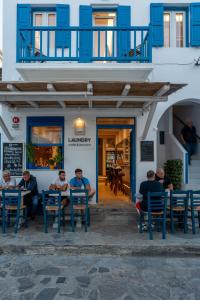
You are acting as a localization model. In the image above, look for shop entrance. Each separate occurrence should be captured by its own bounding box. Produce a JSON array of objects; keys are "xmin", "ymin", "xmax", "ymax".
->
[{"xmin": 96, "ymin": 118, "xmax": 135, "ymax": 204}]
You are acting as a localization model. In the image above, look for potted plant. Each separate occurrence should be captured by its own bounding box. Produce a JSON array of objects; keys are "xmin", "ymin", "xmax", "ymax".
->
[
  {"xmin": 164, "ymin": 159, "xmax": 183, "ymax": 190},
  {"xmin": 48, "ymin": 158, "xmax": 55, "ymax": 170},
  {"xmin": 26, "ymin": 143, "xmax": 35, "ymax": 169},
  {"xmin": 54, "ymin": 149, "xmax": 63, "ymax": 169}
]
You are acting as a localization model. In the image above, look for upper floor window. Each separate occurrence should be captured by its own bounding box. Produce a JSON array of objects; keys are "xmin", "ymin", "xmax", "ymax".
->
[
  {"xmin": 93, "ymin": 11, "xmax": 117, "ymax": 58},
  {"xmin": 164, "ymin": 11, "xmax": 186, "ymax": 48},
  {"xmin": 33, "ymin": 12, "xmax": 56, "ymax": 53}
]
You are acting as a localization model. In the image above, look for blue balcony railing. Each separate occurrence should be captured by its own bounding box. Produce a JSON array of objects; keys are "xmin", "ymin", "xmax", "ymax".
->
[{"xmin": 17, "ymin": 26, "xmax": 152, "ymax": 63}]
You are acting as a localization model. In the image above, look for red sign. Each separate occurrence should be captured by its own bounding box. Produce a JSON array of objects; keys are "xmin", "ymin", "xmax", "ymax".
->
[{"xmin": 12, "ymin": 116, "xmax": 20, "ymax": 124}]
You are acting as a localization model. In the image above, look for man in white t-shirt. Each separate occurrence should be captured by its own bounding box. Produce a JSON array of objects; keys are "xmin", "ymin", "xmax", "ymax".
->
[
  {"xmin": 0, "ymin": 170, "xmax": 16, "ymax": 188},
  {"xmin": 49, "ymin": 170, "xmax": 68, "ymax": 191}
]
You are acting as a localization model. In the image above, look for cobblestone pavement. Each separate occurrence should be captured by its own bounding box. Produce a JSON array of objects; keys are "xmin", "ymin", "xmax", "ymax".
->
[{"xmin": 0, "ymin": 255, "xmax": 200, "ymax": 300}]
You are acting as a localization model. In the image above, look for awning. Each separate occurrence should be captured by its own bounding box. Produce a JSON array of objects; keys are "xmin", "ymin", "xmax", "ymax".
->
[{"xmin": 0, "ymin": 81, "xmax": 186, "ymax": 109}]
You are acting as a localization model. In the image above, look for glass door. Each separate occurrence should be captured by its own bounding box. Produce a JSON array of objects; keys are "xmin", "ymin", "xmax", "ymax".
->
[{"xmin": 93, "ymin": 11, "xmax": 116, "ymax": 59}]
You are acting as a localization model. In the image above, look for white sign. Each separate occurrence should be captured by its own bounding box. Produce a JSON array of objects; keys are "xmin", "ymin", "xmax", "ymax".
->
[
  {"xmin": 12, "ymin": 116, "xmax": 20, "ymax": 130},
  {"xmin": 68, "ymin": 137, "xmax": 92, "ymax": 147}
]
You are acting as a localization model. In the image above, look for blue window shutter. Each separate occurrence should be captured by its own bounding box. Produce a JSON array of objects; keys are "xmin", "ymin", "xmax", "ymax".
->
[
  {"xmin": 117, "ymin": 6, "xmax": 131, "ymax": 59},
  {"xmin": 17, "ymin": 4, "xmax": 32, "ymax": 47},
  {"xmin": 56, "ymin": 5, "xmax": 70, "ymax": 48},
  {"xmin": 150, "ymin": 3, "xmax": 164, "ymax": 47},
  {"xmin": 190, "ymin": 3, "xmax": 200, "ymax": 46},
  {"xmin": 79, "ymin": 5, "xmax": 92, "ymax": 62}
]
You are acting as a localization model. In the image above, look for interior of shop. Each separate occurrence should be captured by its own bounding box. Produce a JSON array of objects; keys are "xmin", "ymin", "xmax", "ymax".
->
[{"xmin": 97, "ymin": 118, "xmax": 134, "ymax": 204}]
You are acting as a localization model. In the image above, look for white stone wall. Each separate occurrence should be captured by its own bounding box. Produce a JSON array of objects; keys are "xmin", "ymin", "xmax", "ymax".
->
[{"xmin": 1, "ymin": 0, "xmax": 200, "ymax": 197}]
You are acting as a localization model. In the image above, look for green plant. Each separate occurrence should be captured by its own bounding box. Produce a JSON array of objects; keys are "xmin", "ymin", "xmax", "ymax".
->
[
  {"xmin": 54, "ymin": 149, "xmax": 63, "ymax": 166},
  {"xmin": 48, "ymin": 158, "xmax": 55, "ymax": 165},
  {"xmin": 26, "ymin": 143, "xmax": 35, "ymax": 163},
  {"xmin": 164, "ymin": 159, "xmax": 183, "ymax": 190}
]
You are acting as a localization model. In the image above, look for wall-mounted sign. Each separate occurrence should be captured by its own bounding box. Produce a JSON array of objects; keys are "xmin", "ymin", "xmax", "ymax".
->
[
  {"xmin": 3, "ymin": 143, "xmax": 23, "ymax": 176},
  {"xmin": 12, "ymin": 116, "xmax": 20, "ymax": 129},
  {"xmin": 140, "ymin": 141, "xmax": 154, "ymax": 161},
  {"xmin": 68, "ymin": 137, "xmax": 92, "ymax": 147}
]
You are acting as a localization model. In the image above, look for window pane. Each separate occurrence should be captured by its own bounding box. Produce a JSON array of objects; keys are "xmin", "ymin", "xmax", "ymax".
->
[
  {"xmin": 48, "ymin": 14, "xmax": 56, "ymax": 50},
  {"xmin": 34, "ymin": 14, "xmax": 43, "ymax": 49},
  {"xmin": 164, "ymin": 13, "xmax": 170, "ymax": 48},
  {"xmin": 48, "ymin": 14, "xmax": 56, "ymax": 26},
  {"xmin": 31, "ymin": 126, "xmax": 63, "ymax": 144},
  {"xmin": 176, "ymin": 13, "xmax": 184, "ymax": 47},
  {"xmin": 31, "ymin": 146, "xmax": 62, "ymax": 169}
]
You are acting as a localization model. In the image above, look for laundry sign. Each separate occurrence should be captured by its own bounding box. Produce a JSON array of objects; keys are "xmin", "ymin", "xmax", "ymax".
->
[{"xmin": 67, "ymin": 137, "xmax": 93, "ymax": 147}]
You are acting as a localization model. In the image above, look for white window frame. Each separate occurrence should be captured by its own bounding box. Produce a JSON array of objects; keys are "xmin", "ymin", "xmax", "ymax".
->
[
  {"xmin": 92, "ymin": 11, "xmax": 117, "ymax": 58},
  {"xmin": 33, "ymin": 12, "xmax": 56, "ymax": 55},
  {"xmin": 164, "ymin": 11, "xmax": 186, "ymax": 48}
]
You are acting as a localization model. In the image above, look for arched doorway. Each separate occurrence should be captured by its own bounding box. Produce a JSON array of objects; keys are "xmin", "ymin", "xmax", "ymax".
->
[{"xmin": 156, "ymin": 99, "xmax": 200, "ymax": 189}]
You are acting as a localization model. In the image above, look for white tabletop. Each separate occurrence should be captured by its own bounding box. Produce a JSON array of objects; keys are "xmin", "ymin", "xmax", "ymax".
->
[{"xmin": 0, "ymin": 190, "xmax": 31, "ymax": 197}]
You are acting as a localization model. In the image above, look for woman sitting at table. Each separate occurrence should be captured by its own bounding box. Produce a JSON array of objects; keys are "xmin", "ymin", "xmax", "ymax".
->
[
  {"xmin": 0, "ymin": 170, "xmax": 16, "ymax": 189},
  {"xmin": 49, "ymin": 170, "xmax": 68, "ymax": 191}
]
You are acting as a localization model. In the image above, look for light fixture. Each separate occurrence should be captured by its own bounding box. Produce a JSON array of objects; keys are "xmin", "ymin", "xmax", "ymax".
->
[{"xmin": 74, "ymin": 117, "xmax": 86, "ymax": 135}]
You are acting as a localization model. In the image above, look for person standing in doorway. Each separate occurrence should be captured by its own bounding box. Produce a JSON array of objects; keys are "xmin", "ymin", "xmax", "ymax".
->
[{"xmin": 181, "ymin": 120, "xmax": 197, "ymax": 164}]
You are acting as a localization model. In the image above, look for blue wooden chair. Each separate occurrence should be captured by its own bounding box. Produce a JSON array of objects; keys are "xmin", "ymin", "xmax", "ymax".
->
[
  {"xmin": 190, "ymin": 191, "xmax": 200, "ymax": 234},
  {"xmin": 170, "ymin": 191, "xmax": 189, "ymax": 234},
  {"xmin": 70, "ymin": 189, "xmax": 89, "ymax": 232},
  {"xmin": 2, "ymin": 190, "xmax": 28, "ymax": 234},
  {"xmin": 42, "ymin": 190, "xmax": 65, "ymax": 233},
  {"xmin": 146, "ymin": 192, "xmax": 167, "ymax": 240}
]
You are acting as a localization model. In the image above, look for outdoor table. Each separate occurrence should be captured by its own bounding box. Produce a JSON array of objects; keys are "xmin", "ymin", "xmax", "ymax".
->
[{"xmin": 0, "ymin": 190, "xmax": 31, "ymax": 206}]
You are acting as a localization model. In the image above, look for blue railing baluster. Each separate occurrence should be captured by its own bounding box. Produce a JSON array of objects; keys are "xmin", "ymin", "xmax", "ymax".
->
[
  {"xmin": 40, "ymin": 30, "xmax": 42, "ymax": 59},
  {"xmin": 134, "ymin": 30, "xmax": 136, "ymax": 59},
  {"xmin": 18, "ymin": 26, "xmax": 152, "ymax": 63},
  {"xmin": 47, "ymin": 30, "xmax": 50, "ymax": 57},
  {"xmin": 141, "ymin": 30, "xmax": 144, "ymax": 60},
  {"xmin": 98, "ymin": 31, "xmax": 100, "ymax": 58},
  {"xmin": 76, "ymin": 31, "xmax": 79, "ymax": 58},
  {"xmin": 112, "ymin": 30, "xmax": 115, "ymax": 58}
]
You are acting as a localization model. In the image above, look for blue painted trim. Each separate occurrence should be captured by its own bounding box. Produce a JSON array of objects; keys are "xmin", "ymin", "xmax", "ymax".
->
[
  {"xmin": 96, "ymin": 120, "xmax": 136, "ymax": 203},
  {"xmin": 185, "ymin": 152, "xmax": 189, "ymax": 184},
  {"xmin": 163, "ymin": 6, "xmax": 189, "ymax": 48},
  {"xmin": 26, "ymin": 116, "xmax": 64, "ymax": 170},
  {"xmin": 17, "ymin": 25, "xmax": 151, "ymax": 63},
  {"xmin": 32, "ymin": 7, "xmax": 56, "ymax": 12}
]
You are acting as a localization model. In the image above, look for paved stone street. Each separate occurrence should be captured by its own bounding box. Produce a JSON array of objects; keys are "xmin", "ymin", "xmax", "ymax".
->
[{"xmin": 0, "ymin": 255, "xmax": 200, "ymax": 300}]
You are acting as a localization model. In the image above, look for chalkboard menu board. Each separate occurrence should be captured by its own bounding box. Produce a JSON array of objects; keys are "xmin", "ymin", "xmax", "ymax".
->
[
  {"xmin": 3, "ymin": 143, "xmax": 23, "ymax": 176},
  {"xmin": 141, "ymin": 141, "xmax": 154, "ymax": 161}
]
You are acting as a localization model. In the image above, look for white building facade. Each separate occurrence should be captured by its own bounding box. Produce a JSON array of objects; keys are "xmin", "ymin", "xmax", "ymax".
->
[{"xmin": 1, "ymin": 0, "xmax": 200, "ymax": 202}]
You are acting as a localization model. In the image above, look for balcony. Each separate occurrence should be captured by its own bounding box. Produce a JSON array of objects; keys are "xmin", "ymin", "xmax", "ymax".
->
[
  {"xmin": 16, "ymin": 26, "xmax": 153, "ymax": 82},
  {"xmin": 17, "ymin": 26, "xmax": 152, "ymax": 63}
]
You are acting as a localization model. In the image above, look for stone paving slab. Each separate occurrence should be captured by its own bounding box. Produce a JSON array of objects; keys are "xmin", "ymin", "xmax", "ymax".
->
[
  {"xmin": 0, "ymin": 220, "xmax": 200, "ymax": 256},
  {"xmin": 0, "ymin": 255, "xmax": 200, "ymax": 299}
]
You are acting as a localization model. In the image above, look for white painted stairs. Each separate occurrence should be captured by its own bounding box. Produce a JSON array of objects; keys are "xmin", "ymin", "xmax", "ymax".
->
[{"xmin": 184, "ymin": 153, "xmax": 200, "ymax": 190}]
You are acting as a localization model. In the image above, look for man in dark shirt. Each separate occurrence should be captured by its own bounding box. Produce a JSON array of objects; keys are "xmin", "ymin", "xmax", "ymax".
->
[
  {"xmin": 18, "ymin": 170, "xmax": 39, "ymax": 219},
  {"xmin": 181, "ymin": 121, "xmax": 197, "ymax": 164},
  {"xmin": 155, "ymin": 168, "xmax": 173, "ymax": 190},
  {"xmin": 139, "ymin": 170, "xmax": 164, "ymax": 212}
]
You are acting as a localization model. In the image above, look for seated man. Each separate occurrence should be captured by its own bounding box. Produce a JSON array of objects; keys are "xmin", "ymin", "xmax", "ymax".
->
[
  {"xmin": 70, "ymin": 168, "xmax": 95, "ymax": 199},
  {"xmin": 155, "ymin": 168, "xmax": 173, "ymax": 190},
  {"xmin": 18, "ymin": 170, "xmax": 39, "ymax": 220},
  {"xmin": 49, "ymin": 170, "xmax": 68, "ymax": 191},
  {"xmin": 0, "ymin": 170, "xmax": 16, "ymax": 188},
  {"xmin": 139, "ymin": 170, "xmax": 164, "ymax": 212}
]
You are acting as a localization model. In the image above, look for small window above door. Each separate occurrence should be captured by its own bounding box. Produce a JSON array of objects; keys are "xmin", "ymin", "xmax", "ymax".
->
[{"xmin": 164, "ymin": 11, "xmax": 186, "ymax": 48}]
